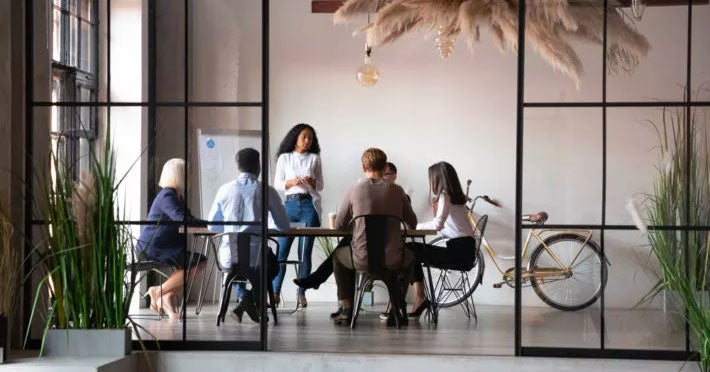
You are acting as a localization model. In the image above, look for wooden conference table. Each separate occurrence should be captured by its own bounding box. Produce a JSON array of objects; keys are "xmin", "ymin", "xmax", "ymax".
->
[{"xmin": 180, "ymin": 226, "xmax": 442, "ymax": 323}]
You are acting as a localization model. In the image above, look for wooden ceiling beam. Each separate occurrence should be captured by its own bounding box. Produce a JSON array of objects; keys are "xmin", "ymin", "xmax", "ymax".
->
[
  {"xmin": 311, "ymin": 1, "xmax": 344, "ymax": 13},
  {"xmin": 311, "ymin": 0, "xmax": 707, "ymax": 14}
]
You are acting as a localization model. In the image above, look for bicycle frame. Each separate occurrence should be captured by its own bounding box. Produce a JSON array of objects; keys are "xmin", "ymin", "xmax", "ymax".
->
[{"xmin": 467, "ymin": 205, "xmax": 595, "ymax": 285}]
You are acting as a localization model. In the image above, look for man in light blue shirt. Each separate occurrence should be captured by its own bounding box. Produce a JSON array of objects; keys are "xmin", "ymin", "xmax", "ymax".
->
[{"xmin": 208, "ymin": 147, "xmax": 289, "ymax": 322}]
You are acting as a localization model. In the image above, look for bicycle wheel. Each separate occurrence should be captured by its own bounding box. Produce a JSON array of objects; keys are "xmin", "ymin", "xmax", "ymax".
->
[
  {"xmin": 529, "ymin": 233, "xmax": 607, "ymax": 311},
  {"xmin": 431, "ymin": 248, "xmax": 485, "ymax": 308}
]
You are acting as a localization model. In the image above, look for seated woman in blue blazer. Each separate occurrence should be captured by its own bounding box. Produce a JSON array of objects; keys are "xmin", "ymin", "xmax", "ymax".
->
[{"xmin": 136, "ymin": 158, "xmax": 206, "ymax": 319}]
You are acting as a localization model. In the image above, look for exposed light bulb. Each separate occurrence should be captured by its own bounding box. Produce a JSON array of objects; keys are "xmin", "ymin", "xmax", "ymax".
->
[
  {"xmin": 356, "ymin": 47, "xmax": 380, "ymax": 87},
  {"xmin": 435, "ymin": 26, "xmax": 455, "ymax": 59},
  {"xmin": 630, "ymin": 0, "xmax": 645, "ymax": 21}
]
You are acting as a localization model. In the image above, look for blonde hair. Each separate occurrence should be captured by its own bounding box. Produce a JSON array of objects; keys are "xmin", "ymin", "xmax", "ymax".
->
[
  {"xmin": 158, "ymin": 158, "xmax": 185, "ymax": 197},
  {"xmin": 361, "ymin": 148, "xmax": 387, "ymax": 172}
]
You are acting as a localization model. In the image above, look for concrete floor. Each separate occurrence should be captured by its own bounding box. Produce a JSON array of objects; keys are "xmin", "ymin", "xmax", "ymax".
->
[{"xmin": 132, "ymin": 302, "xmax": 686, "ymax": 355}]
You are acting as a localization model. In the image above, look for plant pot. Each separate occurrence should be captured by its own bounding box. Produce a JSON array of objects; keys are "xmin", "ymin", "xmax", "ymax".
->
[
  {"xmin": 44, "ymin": 328, "xmax": 131, "ymax": 358},
  {"xmin": 362, "ymin": 291, "xmax": 374, "ymax": 306},
  {"xmin": 0, "ymin": 314, "xmax": 7, "ymax": 364}
]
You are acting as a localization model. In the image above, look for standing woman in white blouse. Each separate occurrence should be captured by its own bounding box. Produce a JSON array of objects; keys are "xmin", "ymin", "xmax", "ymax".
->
[
  {"xmin": 272, "ymin": 123, "xmax": 324, "ymax": 307},
  {"xmin": 406, "ymin": 161, "xmax": 476, "ymax": 319}
]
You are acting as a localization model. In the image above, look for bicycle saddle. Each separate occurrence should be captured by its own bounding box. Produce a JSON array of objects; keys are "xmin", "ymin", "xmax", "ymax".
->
[{"xmin": 522, "ymin": 211, "xmax": 548, "ymax": 224}]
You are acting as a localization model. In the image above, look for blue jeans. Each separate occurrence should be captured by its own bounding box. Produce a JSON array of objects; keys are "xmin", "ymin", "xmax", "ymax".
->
[{"xmin": 272, "ymin": 197, "xmax": 320, "ymax": 295}]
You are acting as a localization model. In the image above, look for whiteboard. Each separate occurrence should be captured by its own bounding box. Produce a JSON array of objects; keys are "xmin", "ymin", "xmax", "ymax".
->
[{"xmin": 197, "ymin": 128, "xmax": 262, "ymax": 219}]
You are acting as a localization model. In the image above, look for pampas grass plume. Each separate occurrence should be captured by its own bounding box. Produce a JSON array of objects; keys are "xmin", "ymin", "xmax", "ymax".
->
[{"xmin": 625, "ymin": 197, "xmax": 648, "ymax": 234}]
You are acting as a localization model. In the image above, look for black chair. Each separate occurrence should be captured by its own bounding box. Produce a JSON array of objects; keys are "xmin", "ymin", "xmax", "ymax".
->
[
  {"xmin": 210, "ymin": 232, "xmax": 278, "ymax": 326},
  {"xmin": 127, "ymin": 259, "xmax": 173, "ymax": 320},
  {"xmin": 427, "ymin": 214, "xmax": 487, "ymax": 322},
  {"xmin": 347, "ymin": 214, "xmax": 409, "ymax": 329}
]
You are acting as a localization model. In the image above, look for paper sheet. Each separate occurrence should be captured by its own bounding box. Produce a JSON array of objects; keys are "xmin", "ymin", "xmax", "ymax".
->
[{"xmin": 200, "ymin": 137, "xmax": 222, "ymax": 170}]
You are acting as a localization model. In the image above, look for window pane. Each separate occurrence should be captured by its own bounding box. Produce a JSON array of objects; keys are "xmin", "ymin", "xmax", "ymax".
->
[
  {"xmin": 78, "ymin": 106, "xmax": 91, "ymax": 132},
  {"xmin": 76, "ymin": 87, "xmax": 94, "ymax": 131},
  {"xmin": 608, "ymin": 7, "xmax": 688, "ymax": 102},
  {"xmin": 80, "ymin": 21, "xmax": 91, "ymax": 71},
  {"xmin": 51, "ymin": 74, "xmax": 63, "ymax": 103},
  {"xmin": 523, "ymin": 108, "xmax": 603, "ymax": 225},
  {"xmin": 155, "ymin": 0, "xmax": 185, "ymax": 102},
  {"xmin": 50, "ymin": 136, "xmax": 59, "ymax": 187},
  {"xmin": 78, "ymin": 85, "xmax": 91, "ymax": 101},
  {"xmin": 52, "ymin": 8, "xmax": 62, "ymax": 62},
  {"xmin": 79, "ymin": 137, "xmax": 91, "ymax": 177},
  {"xmin": 692, "ymin": 5, "xmax": 710, "ymax": 101},
  {"xmin": 604, "ymin": 230, "xmax": 686, "ymax": 350},
  {"xmin": 50, "ymin": 75, "xmax": 67, "ymax": 132},
  {"xmin": 109, "ymin": 0, "xmax": 142, "ymax": 102},
  {"xmin": 51, "ymin": 76, "xmax": 62, "ymax": 132},
  {"xmin": 51, "ymin": 106, "xmax": 61, "ymax": 133},
  {"xmin": 110, "ymin": 106, "xmax": 146, "ymax": 222},
  {"xmin": 70, "ymin": 16, "xmax": 79, "ymax": 67},
  {"xmin": 189, "ymin": 1, "xmax": 261, "ymax": 102},
  {"xmin": 55, "ymin": 136, "xmax": 68, "ymax": 176}
]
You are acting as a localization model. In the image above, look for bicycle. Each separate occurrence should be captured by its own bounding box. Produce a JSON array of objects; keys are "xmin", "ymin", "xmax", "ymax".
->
[{"xmin": 428, "ymin": 180, "xmax": 609, "ymax": 312}]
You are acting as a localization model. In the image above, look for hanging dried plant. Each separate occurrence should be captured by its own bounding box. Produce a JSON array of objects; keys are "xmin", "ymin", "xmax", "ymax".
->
[{"xmin": 335, "ymin": 0, "xmax": 650, "ymax": 87}]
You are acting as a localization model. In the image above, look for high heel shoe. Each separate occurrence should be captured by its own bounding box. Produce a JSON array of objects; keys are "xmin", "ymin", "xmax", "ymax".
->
[
  {"xmin": 142, "ymin": 287, "xmax": 161, "ymax": 314},
  {"xmin": 293, "ymin": 277, "xmax": 320, "ymax": 290},
  {"xmin": 407, "ymin": 299, "xmax": 431, "ymax": 319}
]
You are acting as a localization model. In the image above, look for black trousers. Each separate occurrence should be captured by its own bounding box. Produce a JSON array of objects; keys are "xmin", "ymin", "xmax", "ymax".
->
[
  {"xmin": 406, "ymin": 236, "xmax": 477, "ymax": 283},
  {"xmin": 233, "ymin": 250, "xmax": 279, "ymax": 310}
]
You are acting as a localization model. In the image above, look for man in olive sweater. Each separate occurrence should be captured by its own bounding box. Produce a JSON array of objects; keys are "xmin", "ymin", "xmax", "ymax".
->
[{"xmin": 331, "ymin": 148, "xmax": 417, "ymax": 325}]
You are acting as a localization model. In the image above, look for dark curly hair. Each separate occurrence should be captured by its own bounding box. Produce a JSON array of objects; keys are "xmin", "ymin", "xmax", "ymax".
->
[{"xmin": 276, "ymin": 123, "xmax": 321, "ymax": 159}]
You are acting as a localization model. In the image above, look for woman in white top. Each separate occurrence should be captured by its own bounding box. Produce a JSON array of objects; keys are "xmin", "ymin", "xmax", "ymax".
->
[
  {"xmin": 272, "ymin": 123, "xmax": 324, "ymax": 307},
  {"xmin": 407, "ymin": 161, "xmax": 476, "ymax": 318}
]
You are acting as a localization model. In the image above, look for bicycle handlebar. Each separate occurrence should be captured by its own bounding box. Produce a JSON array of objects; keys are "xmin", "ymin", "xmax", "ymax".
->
[
  {"xmin": 467, "ymin": 194, "xmax": 501, "ymax": 212},
  {"xmin": 465, "ymin": 179, "xmax": 501, "ymax": 211}
]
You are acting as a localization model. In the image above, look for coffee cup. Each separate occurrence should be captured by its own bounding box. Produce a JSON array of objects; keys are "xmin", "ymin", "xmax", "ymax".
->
[{"xmin": 328, "ymin": 213, "xmax": 337, "ymax": 229}]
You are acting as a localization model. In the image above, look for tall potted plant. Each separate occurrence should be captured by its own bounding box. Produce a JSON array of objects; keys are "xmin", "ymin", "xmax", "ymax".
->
[
  {"xmin": 28, "ymin": 129, "xmax": 140, "ymax": 357},
  {"xmin": 0, "ymin": 201, "xmax": 19, "ymax": 363},
  {"xmin": 628, "ymin": 103, "xmax": 710, "ymax": 372}
]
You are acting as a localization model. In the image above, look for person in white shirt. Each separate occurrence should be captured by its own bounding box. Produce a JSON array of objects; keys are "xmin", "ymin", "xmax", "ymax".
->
[
  {"xmin": 208, "ymin": 148, "xmax": 290, "ymax": 323},
  {"xmin": 406, "ymin": 161, "xmax": 476, "ymax": 319},
  {"xmin": 272, "ymin": 123, "xmax": 324, "ymax": 307}
]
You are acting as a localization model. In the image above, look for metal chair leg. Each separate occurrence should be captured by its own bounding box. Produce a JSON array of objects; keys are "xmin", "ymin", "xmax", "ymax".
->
[
  {"xmin": 267, "ymin": 282, "xmax": 279, "ymax": 325},
  {"xmin": 385, "ymin": 277, "xmax": 404, "ymax": 329},
  {"xmin": 195, "ymin": 238, "xmax": 215, "ymax": 315},
  {"xmin": 425, "ymin": 266, "xmax": 438, "ymax": 324},
  {"xmin": 217, "ymin": 275, "xmax": 232, "ymax": 326},
  {"xmin": 350, "ymin": 273, "xmax": 367, "ymax": 329}
]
